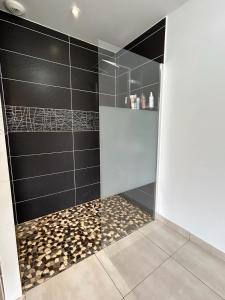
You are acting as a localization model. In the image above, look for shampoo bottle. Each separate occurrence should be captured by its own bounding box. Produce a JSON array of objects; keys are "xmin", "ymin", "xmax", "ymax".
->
[
  {"xmin": 141, "ymin": 93, "xmax": 146, "ymax": 109},
  {"xmin": 136, "ymin": 97, "xmax": 140, "ymax": 110},
  {"xmin": 149, "ymin": 92, "xmax": 154, "ymax": 109}
]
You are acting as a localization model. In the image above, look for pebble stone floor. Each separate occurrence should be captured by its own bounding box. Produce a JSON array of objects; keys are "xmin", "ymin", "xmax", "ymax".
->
[{"xmin": 16, "ymin": 195, "xmax": 152, "ymax": 292}]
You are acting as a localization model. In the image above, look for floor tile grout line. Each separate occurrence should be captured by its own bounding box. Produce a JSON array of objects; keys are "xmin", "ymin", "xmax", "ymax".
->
[
  {"xmin": 1, "ymin": 76, "xmax": 115, "ymax": 96},
  {"xmin": 138, "ymin": 223, "xmax": 189, "ymax": 256},
  {"xmin": 0, "ymin": 17, "xmax": 114, "ymax": 59},
  {"xmin": 17, "ymin": 196, "xmax": 148, "ymax": 294},
  {"xmin": 0, "ymin": 47, "xmax": 115, "ymax": 78},
  {"xmin": 172, "ymin": 255, "xmax": 225, "ymax": 300},
  {"xmin": 123, "ymin": 239, "xmax": 190, "ymax": 299},
  {"xmin": 95, "ymin": 254, "xmax": 124, "ymax": 298}
]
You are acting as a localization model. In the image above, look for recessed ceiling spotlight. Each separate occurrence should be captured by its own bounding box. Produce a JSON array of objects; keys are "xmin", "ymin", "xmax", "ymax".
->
[{"xmin": 72, "ymin": 5, "xmax": 80, "ymax": 19}]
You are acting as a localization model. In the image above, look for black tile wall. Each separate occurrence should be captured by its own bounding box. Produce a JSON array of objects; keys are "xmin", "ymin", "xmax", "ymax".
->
[
  {"xmin": 122, "ymin": 18, "xmax": 166, "ymax": 63},
  {"xmin": 75, "ymin": 149, "xmax": 100, "ymax": 169},
  {"xmin": 11, "ymin": 152, "xmax": 74, "ymax": 179},
  {"xmin": 70, "ymin": 43, "xmax": 98, "ymax": 72},
  {"xmin": 76, "ymin": 183, "xmax": 100, "ymax": 205},
  {"xmin": 0, "ymin": 50, "xmax": 70, "ymax": 87},
  {"xmin": 114, "ymin": 19, "xmax": 165, "ymax": 110},
  {"xmin": 71, "ymin": 67, "xmax": 98, "ymax": 92},
  {"xmin": 0, "ymin": 19, "xmax": 69, "ymax": 64},
  {"xmin": 75, "ymin": 166, "xmax": 100, "ymax": 188},
  {"xmin": 14, "ymin": 171, "xmax": 74, "ymax": 202},
  {"xmin": 16, "ymin": 190, "xmax": 75, "ymax": 223},
  {"xmin": 73, "ymin": 132, "xmax": 99, "ymax": 150},
  {"xmin": 0, "ymin": 10, "xmax": 69, "ymax": 42},
  {"xmin": 9, "ymin": 133, "xmax": 73, "ymax": 155},
  {"xmin": 3, "ymin": 79, "xmax": 71, "ymax": 109},
  {"xmin": 0, "ymin": 11, "xmax": 112, "ymax": 222},
  {"xmin": 72, "ymin": 90, "xmax": 99, "ymax": 111}
]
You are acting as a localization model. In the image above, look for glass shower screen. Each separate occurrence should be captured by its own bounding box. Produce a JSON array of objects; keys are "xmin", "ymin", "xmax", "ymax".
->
[{"xmin": 98, "ymin": 43, "xmax": 161, "ymax": 243}]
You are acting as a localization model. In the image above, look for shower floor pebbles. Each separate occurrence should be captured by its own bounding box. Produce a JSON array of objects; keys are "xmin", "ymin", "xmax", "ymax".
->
[{"xmin": 16, "ymin": 195, "xmax": 152, "ymax": 292}]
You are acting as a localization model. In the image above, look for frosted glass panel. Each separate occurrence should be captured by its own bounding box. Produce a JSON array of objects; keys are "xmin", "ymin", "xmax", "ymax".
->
[{"xmin": 100, "ymin": 106, "xmax": 158, "ymax": 198}]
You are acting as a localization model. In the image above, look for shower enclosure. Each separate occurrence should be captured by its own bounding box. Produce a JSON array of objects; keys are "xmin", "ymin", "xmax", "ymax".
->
[{"xmin": 98, "ymin": 43, "xmax": 161, "ymax": 240}]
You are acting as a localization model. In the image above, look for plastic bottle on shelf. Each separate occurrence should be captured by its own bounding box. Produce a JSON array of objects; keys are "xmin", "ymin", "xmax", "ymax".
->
[
  {"xmin": 149, "ymin": 92, "xmax": 154, "ymax": 109},
  {"xmin": 141, "ymin": 93, "xmax": 146, "ymax": 109}
]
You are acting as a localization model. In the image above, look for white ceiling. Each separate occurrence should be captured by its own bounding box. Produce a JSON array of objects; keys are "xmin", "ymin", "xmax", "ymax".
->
[{"xmin": 0, "ymin": 0, "xmax": 188, "ymax": 50}]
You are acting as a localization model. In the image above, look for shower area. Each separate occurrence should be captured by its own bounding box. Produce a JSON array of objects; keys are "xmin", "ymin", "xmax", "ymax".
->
[{"xmin": 0, "ymin": 10, "xmax": 164, "ymax": 293}]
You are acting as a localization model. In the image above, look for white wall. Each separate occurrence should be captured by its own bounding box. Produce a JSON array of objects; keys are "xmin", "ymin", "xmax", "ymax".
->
[
  {"xmin": 157, "ymin": 0, "xmax": 225, "ymax": 252},
  {"xmin": 100, "ymin": 107, "xmax": 158, "ymax": 198},
  {"xmin": 0, "ymin": 97, "xmax": 22, "ymax": 299}
]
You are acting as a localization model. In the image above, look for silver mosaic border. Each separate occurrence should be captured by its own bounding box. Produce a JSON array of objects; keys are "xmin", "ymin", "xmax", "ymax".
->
[{"xmin": 5, "ymin": 105, "xmax": 99, "ymax": 132}]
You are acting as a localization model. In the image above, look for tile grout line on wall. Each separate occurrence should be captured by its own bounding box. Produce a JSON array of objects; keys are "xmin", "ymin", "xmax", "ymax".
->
[
  {"xmin": 10, "ymin": 148, "xmax": 100, "ymax": 158},
  {"xmin": 1, "ymin": 77, "xmax": 115, "ymax": 97},
  {"xmin": 117, "ymin": 82, "xmax": 160, "ymax": 97},
  {"xmin": 117, "ymin": 53, "xmax": 164, "ymax": 79},
  {"xmin": 0, "ymin": 17, "xmax": 115, "ymax": 59},
  {"xmin": 117, "ymin": 25, "xmax": 165, "ymax": 59},
  {"xmin": 0, "ymin": 47, "xmax": 115, "ymax": 78},
  {"xmin": 69, "ymin": 36, "xmax": 77, "ymax": 206},
  {"xmin": 0, "ymin": 63, "xmax": 18, "ymax": 224},
  {"xmin": 15, "ymin": 181, "xmax": 100, "ymax": 204},
  {"xmin": 5, "ymin": 103, "xmax": 100, "ymax": 114},
  {"xmin": 12, "ymin": 165, "xmax": 101, "ymax": 182}
]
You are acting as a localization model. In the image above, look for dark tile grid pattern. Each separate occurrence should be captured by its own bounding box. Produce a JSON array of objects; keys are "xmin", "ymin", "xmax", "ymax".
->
[
  {"xmin": 16, "ymin": 195, "xmax": 152, "ymax": 292},
  {"xmin": 0, "ymin": 10, "xmax": 115, "ymax": 223},
  {"xmin": 101, "ymin": 19, "xmax": 165, "ymax": 109}
]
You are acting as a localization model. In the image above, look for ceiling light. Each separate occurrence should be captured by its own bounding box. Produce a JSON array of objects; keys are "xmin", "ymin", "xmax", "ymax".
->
[{"xmin": 72, "ymin": 5, "xmax": 80, "ymax": 19}]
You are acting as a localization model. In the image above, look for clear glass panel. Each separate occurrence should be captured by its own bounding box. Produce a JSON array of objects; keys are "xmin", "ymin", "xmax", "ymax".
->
[{"xmin": 98, "ymin": 42, "xmax": 161, "ymax": 247}]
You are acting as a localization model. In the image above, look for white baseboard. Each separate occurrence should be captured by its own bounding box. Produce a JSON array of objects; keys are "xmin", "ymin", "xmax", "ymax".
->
[{"xmin": 156, "ymin": 213, "xmax": 225, "ymax": 261}]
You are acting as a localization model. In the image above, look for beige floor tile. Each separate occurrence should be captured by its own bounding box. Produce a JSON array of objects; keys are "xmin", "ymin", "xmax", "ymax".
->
[
  {"xmin": 96, "ymin": 231, "xmax": 168, "ymax": 296},
  {"xmin": 139, "ymin": 221, "xmax": 187, "ymax": 255},
  {"xmin": 173, "ymin": 242, "xmax": 225, "ymax": 299},
  {"xmin": 125, "ymin": 258, "xmax": 222, "ymax": 300},
  {"xmin": 26, "ymin": 255, "xmax": 122, "ymax": 300}
]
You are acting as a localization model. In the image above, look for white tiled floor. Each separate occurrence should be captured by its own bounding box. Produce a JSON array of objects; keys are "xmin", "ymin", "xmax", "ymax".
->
[{"xmin": 25, "ymin": 221, "xmax": 225, "ymax": 300}]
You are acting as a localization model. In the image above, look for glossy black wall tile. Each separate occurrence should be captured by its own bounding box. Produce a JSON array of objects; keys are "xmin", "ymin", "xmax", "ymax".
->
[
  {"xmin": 70, "ymin": 36, "xmax": 98, "ymax": 52},
  {"xmin": 14, "ymin": 171, "xmax": 74, "ymax": 202},
  {"xmin": 3, "ymin": 79, "xmax": 71, "ymax": 109},
  {"xmin": 122, "ymin": 18, "xmax": 166, "ymax": 63},
  {"xmin": 75, "ymin": 149, "xmax": 100, "ymax": 169},
  {"xmin": 0, "ymin": 20, "xmax": 69, "ymax": 64},
  {"xmin": 16, "ymin": 190, "xmax": 75, "ymax": 223},
  {"xmin": 9, "ymin": 133, "xmax": 73, "ymax": 155},
  {"xmin": 71, "ymin": 67, "xmax": 98, "ymax": 92},
  {"xmin": 75, "ymin": 166, "xmax": 100, "ymax": 188},
  {"xmin": 130, "ymin": 28, "xmax": 165, "ymax": 63},
  {"xmin": 0, "ymin": 12, "xmax": 103, "ymax": 223},
  {"xmin": 11, "ymin": 152, "xmax": 74, "ymax": 179},
  {"xmin": 0, "ymin": 50, "xmax": 70, "ymax": 87},
  {"xmin": 73, "ymin": 131, "xmax": 99, "ymax": 150},
  {"xmin": 72, "ymin": 90, "xmax": 99, "ymax": 111},
  {"xmin": 76, "ymin": 183, "xmax": 100, "ymax": 205},
  {"xmin": 0, "ymin": 10, "xmax": 69, "ymax": 42},
  {"xmin": 70, "ymin": 43, "xmax": 98, "ymax": 72}
]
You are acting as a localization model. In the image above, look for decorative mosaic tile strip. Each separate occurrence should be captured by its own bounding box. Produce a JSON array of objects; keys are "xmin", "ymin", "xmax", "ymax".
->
[{"xmin": 5, "ymin": 105, "xmax": 99, "ymax": 132}]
